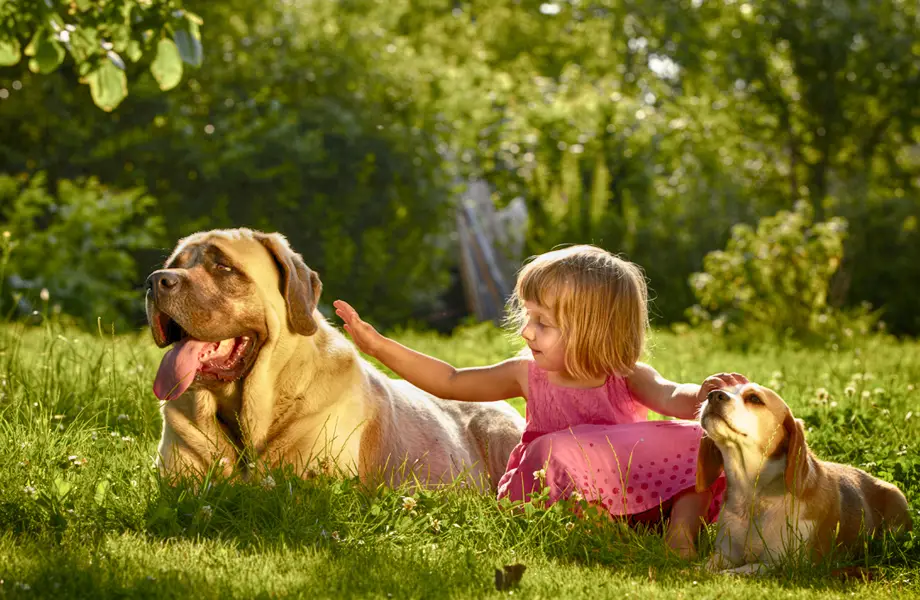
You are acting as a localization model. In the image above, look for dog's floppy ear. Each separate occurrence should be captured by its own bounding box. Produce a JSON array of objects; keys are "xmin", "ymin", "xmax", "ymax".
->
[
  {"xmin": 696, "ymin": 435, "xmax": 724, "ymax": 492},
  {"xmin": 783, "ymin": 411, "xmax": 812, "ymax": 495},
  {"xmin": 257, "ymin": 232, "xmax": 323, "ymax": 336}
]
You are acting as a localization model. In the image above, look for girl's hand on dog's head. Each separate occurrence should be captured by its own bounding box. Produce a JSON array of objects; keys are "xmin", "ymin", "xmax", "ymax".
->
[
  {"xmin": 333, "ymin": 299, "xmax": 384, "ymax": 357},
  {"xmin": 699, "ymin": 372, "xmax": 749, "ymax": 404}
]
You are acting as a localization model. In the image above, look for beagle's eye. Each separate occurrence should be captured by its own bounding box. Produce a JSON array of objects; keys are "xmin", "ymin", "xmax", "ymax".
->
[
  {"xmin": 215, "ymin": 263, "xmax": 233, "ymax": 273},
  {"xmin": 744, "ymin": 394, "xmax": 764, "ymax": 405}
]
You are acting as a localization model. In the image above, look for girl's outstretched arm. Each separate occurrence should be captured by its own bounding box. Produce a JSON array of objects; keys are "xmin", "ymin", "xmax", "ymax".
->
[
  {"xmin": 626, "ymin": 363, "xmax": 748, "ymax": 419},
  {"xmin": 333, "ymin": 300, "xmax": 527, "ymax": 402}
]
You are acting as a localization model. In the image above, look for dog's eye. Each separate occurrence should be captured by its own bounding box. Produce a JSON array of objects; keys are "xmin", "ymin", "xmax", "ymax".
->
[
  {"xmin": 744, "ymin": 394, "xmax": 764, "ymax": 405},
  {"xmin": 215, "ymin": 263, "xmax": 233, "ymax": 273}
]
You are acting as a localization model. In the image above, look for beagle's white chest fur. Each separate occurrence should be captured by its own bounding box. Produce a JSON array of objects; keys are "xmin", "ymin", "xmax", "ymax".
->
[
  {"xmin": 708, "ymin": 458, "xmax": 816, "ymax": 574},
  {"xmin": 710, "ymin": 495, "xmax": 817, "ymax": 574}
]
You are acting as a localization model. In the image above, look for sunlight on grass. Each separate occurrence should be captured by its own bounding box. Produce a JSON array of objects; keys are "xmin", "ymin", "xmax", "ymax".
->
[{"xmin": 0, "ymin": 316, "xmax": 917, "ymax": 598}]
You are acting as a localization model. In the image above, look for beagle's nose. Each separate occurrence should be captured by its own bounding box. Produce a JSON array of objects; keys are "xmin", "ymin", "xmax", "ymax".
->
[
  {"xmin": 707, "ymin": 389, "xmax": 730, "ymax": 403},
  {"xmin": 146, "ymin": 270, "xmax": 181, "ymax": 295}
]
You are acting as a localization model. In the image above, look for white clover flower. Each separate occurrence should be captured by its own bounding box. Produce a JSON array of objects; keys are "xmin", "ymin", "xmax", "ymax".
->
[
  {"xmin": 200, "ymin": 505, "xmax": 212, "ymax": 519},
  {"xmin": 565, "ymin": 522, "xmax": 575, "ymax": 532},
  {"xmin": 862, "ymin": 390, "xmax": 871, "ymax": 399},
  {"xmin": 23, "ymin": 485, "xmax": 36, "ymax": 495},
  {"xmin": 261, "ymin": 475, "xmax": 276, "ymax": 490},
  {"xmin": 873, "ymin": 387, "xmax": 885, "ymax": 396},
  {"xmin": 844, "ymin": 386, "xmax": 856, "ymax": 397},
  {"xmin": 532, "ymin": 468, "xmax": 546, "ymax": 482},
  {"xmin": 815, "ymin": 388, "xmax": 829, "ymax": 402},
  {"xmin": 39, "ymin": 288, "xmax": 49, "ymax": 302},
  {"xmin": 430, "ymin": 518, "xmax": 441, "ymax": 533},
  {"xmin": 401, "ymin": 496, "xmax": 417, "ymax": 511},
  {"xmin": 908, "ymin": 384, "xmax": 915, "ymax": 392},
  {"xmin": 570, "ymin": 490, "xmax": 584, "ymax": 503}
]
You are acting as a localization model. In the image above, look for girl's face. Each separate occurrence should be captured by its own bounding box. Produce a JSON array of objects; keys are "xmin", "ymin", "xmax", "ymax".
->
[{"xmin": 520, "ymin": 300, "xmax": 566, "ymax": 372}]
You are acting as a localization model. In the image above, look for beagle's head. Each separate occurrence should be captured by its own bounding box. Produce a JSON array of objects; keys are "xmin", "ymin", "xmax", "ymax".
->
[{"xmin": 695, "ymin": 382, "xmax": 811, "ymax": 495}]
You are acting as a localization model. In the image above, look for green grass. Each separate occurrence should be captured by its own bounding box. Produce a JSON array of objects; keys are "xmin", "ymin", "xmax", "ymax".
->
[{"xmin": 0, "ymin": 317, "xmax": 918, "ymax": 599}]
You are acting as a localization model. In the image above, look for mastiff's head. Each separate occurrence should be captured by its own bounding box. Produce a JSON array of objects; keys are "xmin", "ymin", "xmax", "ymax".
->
[{"xmin": 145, "ymin": 228, "xmax": 321, "ymax": 401}]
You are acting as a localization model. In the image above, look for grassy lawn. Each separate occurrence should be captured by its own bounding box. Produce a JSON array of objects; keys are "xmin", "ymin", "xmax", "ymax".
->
[{"xmin": 0, "ymin": 318, "xmax": 918, "ymax": 599}]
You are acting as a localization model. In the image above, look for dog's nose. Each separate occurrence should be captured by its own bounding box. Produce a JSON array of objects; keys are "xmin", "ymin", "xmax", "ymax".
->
[
  {"xmin": 146, "ymin": 270, "xmax": 181, "ymax": 294},
  {"xmin": 707, "ymin": 389, "xmax": 730, "ymax": 403}
]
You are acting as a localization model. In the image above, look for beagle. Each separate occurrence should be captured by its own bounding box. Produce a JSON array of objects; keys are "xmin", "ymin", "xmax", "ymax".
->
[{"xmin": 695, "ymin": 383, "xmax": 912, "ymax": 574}]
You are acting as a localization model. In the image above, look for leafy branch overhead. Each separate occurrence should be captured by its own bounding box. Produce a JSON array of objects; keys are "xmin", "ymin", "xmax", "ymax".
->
[{"xmin": 0, "ymin": 0, "xmax": 203, "ymax": 111}]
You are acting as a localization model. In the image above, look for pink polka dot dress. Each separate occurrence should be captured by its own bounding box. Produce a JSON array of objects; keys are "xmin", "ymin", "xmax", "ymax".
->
[{"xmin": 496, "ymin": 362, "xmax": 725, "ymax": 522}]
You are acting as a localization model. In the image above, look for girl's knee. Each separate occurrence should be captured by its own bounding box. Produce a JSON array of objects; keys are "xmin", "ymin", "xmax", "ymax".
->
[
  {"xmin": 516, "ymin": 435, "xmax": 557, "ymax": 472},
  {"xmin": 671, "ymin": 487, "xmax": 712, "ymax": 514}
]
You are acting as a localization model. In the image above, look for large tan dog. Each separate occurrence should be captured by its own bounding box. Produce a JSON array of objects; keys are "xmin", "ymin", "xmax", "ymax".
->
[
  {"xmin": 696, "ymin": 383, "xmax": 912, "ymax": 574},
  {"xmin": 144, "ymin": 228, "xmax": 524, "ymax": 490}
]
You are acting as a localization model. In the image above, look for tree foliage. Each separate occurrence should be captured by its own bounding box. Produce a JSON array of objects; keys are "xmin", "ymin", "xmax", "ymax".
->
[
  {"xmin": 0, "ymin": 0, "xmax": 202, "ymax": 111},
  {"xmin": 0, "ymin": 172, "xmax": 163, "ymax": 327},
  {"xmin": 687, "ymin": 201, "xmax": 878, "ymax": 347},
  {"xmin": 0, "ymin": 0, "xmax": 918, "ymax": 337}
]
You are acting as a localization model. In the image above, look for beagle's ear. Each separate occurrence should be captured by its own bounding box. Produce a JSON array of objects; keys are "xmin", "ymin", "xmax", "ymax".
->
[
  {"xmin": 783, "ymin": 412, "xmax": 813, "ymax": 494},
  {"xmin": 257, "ymin": 232, "xmax": 323, "ymax": 336},
  {"xmin": 696, "ymin": 436, "xmax": 724, "ymax": 492}
]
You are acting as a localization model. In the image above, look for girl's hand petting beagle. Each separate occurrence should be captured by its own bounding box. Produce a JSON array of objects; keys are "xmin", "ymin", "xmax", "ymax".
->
[{"xmin": 698, "ymin": 372, "xmax": 749, "ymax": 410}]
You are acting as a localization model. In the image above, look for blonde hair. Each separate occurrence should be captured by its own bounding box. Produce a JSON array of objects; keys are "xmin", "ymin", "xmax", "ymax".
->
[{"xmin": 504, "ymin": 245, "xmax": 649, "ymax": 380}]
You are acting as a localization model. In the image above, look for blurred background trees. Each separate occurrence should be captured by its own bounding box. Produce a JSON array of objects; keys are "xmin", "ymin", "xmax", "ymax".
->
[{"xmin": 1, "ymin": 0, "xmax": 918, "ymax": 342}]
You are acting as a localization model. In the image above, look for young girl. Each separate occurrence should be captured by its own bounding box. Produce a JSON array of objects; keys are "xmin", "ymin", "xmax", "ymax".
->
[{"xmin": 334, "ymin": 244, "xmax": 743, "ymax": 558}]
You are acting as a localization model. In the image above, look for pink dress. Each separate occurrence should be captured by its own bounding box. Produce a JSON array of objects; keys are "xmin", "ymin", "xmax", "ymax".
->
[{"xmin": 496, "ymin": 362, "xmax": 725, "ymax": 522}]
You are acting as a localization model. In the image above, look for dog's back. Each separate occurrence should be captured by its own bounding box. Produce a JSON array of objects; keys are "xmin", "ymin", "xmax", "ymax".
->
[
  {"xmin": 822, "ymin": 461, "xmax": 912, "ymax": 548},
  {"xmin": 358, "ymin": 359, "xmax": 524, "ymax": 491}
]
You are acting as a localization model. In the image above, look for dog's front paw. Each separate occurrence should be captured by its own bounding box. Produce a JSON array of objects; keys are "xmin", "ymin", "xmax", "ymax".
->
[
  {"xmin": 720, "ymin": 562, "xmax": 767, "ymax": 576},
  {"xmin": 705, "ymin": 554, "xmax": 725, "ymax": 572}
]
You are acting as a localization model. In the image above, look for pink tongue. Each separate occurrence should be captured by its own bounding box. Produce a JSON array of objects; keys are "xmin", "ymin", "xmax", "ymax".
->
[{"xmin": 153, "ymin": 338, "xmax": 211, "ymax": 401}]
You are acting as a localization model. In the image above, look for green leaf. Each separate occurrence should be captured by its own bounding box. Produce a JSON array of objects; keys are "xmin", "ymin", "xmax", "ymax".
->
[
  {"xmin": 94, "ymin": 480, "xmax": 110, "ymax": 506},
  {"xmin": 52, "ymin": 477, "xmax": 73, "ymax": 500},
  {"xmin": 69, "ymin": 27, "xmax": 98, "ymax": 63},
  {"xmin": 125, "ymin": 40, "xmax": 142, "ymax": 62},
  {"xmin": 24, "ymin": 28, "xmax": 44, "ymax": 57},
  {"xmin": 150, "ymin": 38, "xmax": 183, "ymax": 90},
  {"xmin": 0, "ymin": 39, "xmax": 21, "ymax": 66},
  {"xmin": 29, "ymin": 38, "xmax": 65, "ymax": 74},
  {"xmin": 174, "ymin": 26, "xmax": 203, "ymax": 68},
  {"xmin": 74, "ymin": 0, "xmax": 92, "ymax": 10},
  {"xmin": 86, "ymin": 59, "xmax": 128, "ymax": 112}
]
